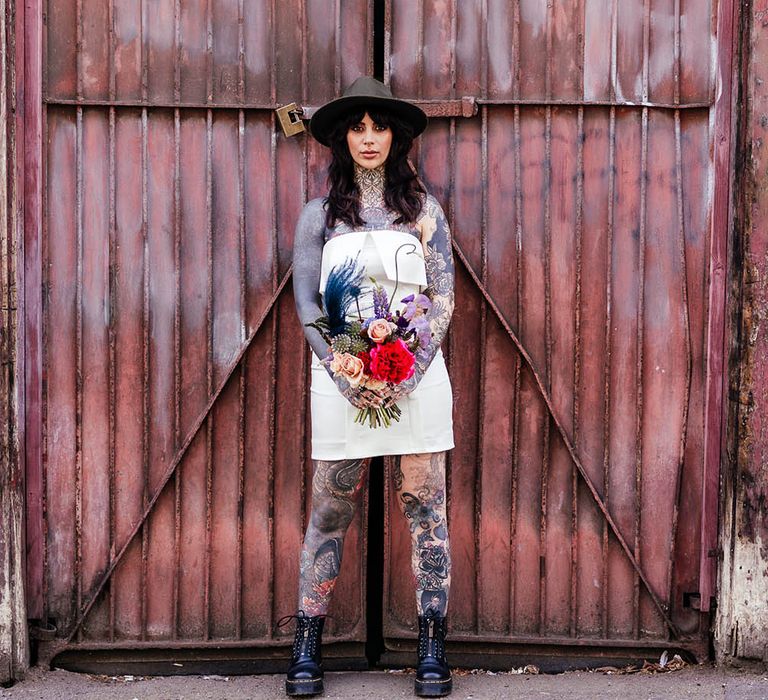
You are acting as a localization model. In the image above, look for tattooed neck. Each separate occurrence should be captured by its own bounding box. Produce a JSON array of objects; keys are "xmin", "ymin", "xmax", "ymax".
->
[{"xmin": 354, "ymin": 163, "xmax": 387, "ymax": 211}]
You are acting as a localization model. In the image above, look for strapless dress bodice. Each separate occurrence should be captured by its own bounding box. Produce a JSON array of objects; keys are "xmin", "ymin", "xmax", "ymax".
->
[{"xmin": 319, "ymin": 229, "xmax": 427, "ymax": 319}]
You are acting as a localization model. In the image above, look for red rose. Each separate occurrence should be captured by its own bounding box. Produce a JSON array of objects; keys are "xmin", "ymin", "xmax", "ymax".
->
[
  {"xmin": 369, "ymin": 339, "xmax": 415, "ymax": 384},
  {"xmin": 357, "ymin": 350, "xmax": 372, "ymax": 374}
]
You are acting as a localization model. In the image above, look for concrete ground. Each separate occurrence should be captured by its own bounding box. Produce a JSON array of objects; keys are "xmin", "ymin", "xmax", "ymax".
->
[{"xmin": 2, "ymin": 665, "xmax": 768, "ymax": 700}]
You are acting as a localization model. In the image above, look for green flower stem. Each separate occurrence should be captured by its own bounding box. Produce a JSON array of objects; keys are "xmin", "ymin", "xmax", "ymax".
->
[{"xmin": 354, "ymin": 403, "xmax": 402, "ymax": 429}]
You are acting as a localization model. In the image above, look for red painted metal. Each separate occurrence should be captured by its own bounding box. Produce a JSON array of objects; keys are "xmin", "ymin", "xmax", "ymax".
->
[
  {"xmin": 65, "ymin": 266, "xmax": 293, "ymax": 642},
  {"xmin": 31, "ymin": 0, "xmax": 374, "ymax": 649},
  {"xmin": 20, "ymin": 0, "xmax": 45, "ymax": 622},
  {"xmin": 700, "ymin": 0, "xmax": 738, "ymax": 614},
  {"xmin": 449, "ymin": 237, "xmax": 681, "ymax": 637},
  {"xmin": 384, "ymin": 0, "xmax": 721, "ymax": 651}
]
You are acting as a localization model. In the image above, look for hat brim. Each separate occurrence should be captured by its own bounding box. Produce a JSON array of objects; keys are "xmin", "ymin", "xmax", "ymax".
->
[{"xmin": 309, "ymin": 95, "xmax": 427, "ymax": 147}]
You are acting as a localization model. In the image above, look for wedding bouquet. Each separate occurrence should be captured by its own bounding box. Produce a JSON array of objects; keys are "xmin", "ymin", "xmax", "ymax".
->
[{"xmin": 307, "ymin": 256, "xmax": 432, "ymax": 428}]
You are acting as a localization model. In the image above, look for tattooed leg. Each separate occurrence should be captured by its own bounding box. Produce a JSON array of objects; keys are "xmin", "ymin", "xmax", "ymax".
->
[
  {"xmin": 394, "ymin": 452, "xmax": 451, "ymax": 616},
  {"xmin": 298, "ymin": 458, "xmax": 369, "ymax": 616}
]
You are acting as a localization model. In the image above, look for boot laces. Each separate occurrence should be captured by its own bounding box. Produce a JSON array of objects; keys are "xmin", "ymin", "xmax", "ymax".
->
[
  {"xmin": 276, "ymin": 610, "xmax": 328, "ymax": 659},
  {"xmin": 420, "ymin": 608, "xmax": 446, "ymax": 659}
]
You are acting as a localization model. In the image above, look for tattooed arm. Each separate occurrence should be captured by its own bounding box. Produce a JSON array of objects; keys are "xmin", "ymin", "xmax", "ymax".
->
[
  {"xmin": 386, "ymin": 194, "xmax": 455, "ymax": 402},
  {"xmin": 293, "ymin": 198, "xmax": 332, "ymax": 361},
  {"xmin": 292, "ymin": 198, "xmax": 374, "ymax": 409}
]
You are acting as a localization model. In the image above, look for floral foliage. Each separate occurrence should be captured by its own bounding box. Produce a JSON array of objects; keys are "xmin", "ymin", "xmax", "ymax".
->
[{"xmin": 307, "ymin": 257, "xmax": 435, "ymax": 429}]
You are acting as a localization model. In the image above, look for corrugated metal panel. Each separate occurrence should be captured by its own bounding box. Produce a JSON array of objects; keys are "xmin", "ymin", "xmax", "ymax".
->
[
  {"xmin": 388, "ymin": 0, "xmax": 715, "ymax": 107},
  {"xmin": 383, "ymin": 0, "xmax": 718, "ymax": 651},
  {"xmin": 34, "ymin": 0, "xmax": 374, "ymax": 647},
  {"xmin": 28, "ymin": 0, "xmax": 731, "ymax": 666}
]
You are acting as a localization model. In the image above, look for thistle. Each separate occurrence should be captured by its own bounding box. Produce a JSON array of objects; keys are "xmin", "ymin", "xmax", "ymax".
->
[
  {"xmin": 347, "ymin": 320, "xmax": 364, "ymax": 338},
  {"xmin": 347, "ymin": 335, "xmax": 368, "ymax": 355},
  {"xmin": 331, "ymin": 334, "xmax": 353, "ymax": 354}
]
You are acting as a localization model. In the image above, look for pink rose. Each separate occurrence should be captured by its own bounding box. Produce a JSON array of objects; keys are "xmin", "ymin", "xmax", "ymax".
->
[
  {"xmin": 368, "ymin": 318, "xmax": 396, "ymax": 344},
  {"xmin": 329, "ymin": 352, "xmax": 365, "ymax": 387}
]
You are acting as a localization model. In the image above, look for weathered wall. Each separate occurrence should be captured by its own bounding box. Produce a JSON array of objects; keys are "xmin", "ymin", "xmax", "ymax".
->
[
  {"xmin": 716, "ymin": 0, "xmax": 768, "ymax": 666},
  {"xmin": 0, "ymin": 0, "xmax": 29, "ymax": 684}
]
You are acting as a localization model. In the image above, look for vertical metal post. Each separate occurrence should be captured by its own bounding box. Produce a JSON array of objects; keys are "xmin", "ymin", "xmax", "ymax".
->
[
  {"xmin": 2, "ymin": 0, "xmax": 31, "ymax": 682},
  {"xmin": 703, "ymin": 0, "xmax": 738, "ymax": 614},
  {"xmin": 21, "ymin": 0, "xmax": 44, "ymax": 625}
]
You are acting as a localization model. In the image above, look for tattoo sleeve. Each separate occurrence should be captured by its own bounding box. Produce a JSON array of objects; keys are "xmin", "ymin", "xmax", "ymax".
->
[
  {"xmin": 292, "ymin": 198, "xmax": 331, "ymax": 361},
  {"xmin": 412, "ymin": 195, "xmax": 455, "ymax": 383},
  {"xmin": 293, "ymin": 197, "xmax": 361, "ymax": 402}
]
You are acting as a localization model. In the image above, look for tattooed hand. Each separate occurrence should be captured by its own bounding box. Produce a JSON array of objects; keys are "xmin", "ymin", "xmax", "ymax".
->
[
  {"xmin": 293, "ymin": 191, "xmax": 453, "ymax": 406},
  {"xmin": 381, "ymin": 375, "xmax": 418, "ymax": 406},
  {"xmin": 321, "ymin": 355, "xmax": 392, "ymax": 409}
]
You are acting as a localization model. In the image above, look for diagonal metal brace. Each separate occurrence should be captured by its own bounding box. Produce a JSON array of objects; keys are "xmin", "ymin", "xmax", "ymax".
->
[
  {"xmin": 68, "ymin": 240, "xmax": 682, "ymax": 641},
  {"xmin": 451, "ymin": 239, "xmax": 682, "ymax": 639},
  {"xmin": 65, "ymin": 267, "xmax": 294, "ymax": 642}
]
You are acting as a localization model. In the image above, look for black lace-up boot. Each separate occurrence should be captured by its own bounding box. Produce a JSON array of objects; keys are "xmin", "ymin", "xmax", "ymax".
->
[
  {"xmin": 415, "ymin": 610, "xmax": 452, "ymax": 697},
  {"xmin": 282, "ymin": 612, "xmax": 326, "ymax": 696}
]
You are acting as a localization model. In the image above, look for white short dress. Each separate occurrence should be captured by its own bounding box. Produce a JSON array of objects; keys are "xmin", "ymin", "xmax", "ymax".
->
[{"xmin": 310, "ymin": 228, "xmax": 454, "ymax": 461}]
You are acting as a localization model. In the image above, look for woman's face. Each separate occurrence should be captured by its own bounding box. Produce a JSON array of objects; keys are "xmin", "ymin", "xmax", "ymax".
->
[{"xmin": 346, "ymin": 112, "xmax": 393, "ymax": 170}]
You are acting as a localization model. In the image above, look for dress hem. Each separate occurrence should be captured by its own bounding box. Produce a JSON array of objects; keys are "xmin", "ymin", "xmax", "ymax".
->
[{"xmin": 311, "ymin": 441, "xmax": 454, "ymax": 462}]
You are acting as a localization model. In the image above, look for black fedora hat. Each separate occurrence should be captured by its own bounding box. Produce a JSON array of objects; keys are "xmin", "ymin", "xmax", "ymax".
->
[{"xmin": 309, "ymin": 76, "xmax": 427, "ymax": 147}]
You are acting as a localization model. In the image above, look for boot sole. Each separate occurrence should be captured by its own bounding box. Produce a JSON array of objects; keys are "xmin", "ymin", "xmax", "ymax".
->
[
  {"xmin": 285, "ymin": 677, "xmax": 324, "ymax": 696},
  {"xmin": 415, "ymin": 678, "xmax": 453, "ymax": 697}
]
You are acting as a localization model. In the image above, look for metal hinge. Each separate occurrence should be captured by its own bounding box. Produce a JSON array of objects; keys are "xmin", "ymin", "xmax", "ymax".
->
[
  {"xmin": 28, "ymin": 619, "xmax": 57, "ymax": 641},
  {"xmin": 682, "ymin": 592, "xmax": 702, "ymax": 610}
]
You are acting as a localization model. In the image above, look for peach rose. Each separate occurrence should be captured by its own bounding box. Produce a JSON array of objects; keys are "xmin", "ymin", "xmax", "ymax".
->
[
  {"xmin": 363, "ymin": 377, "xmax": 387, "ymax": 392},
  {"xmin": 329, "ymin": 352, "xmax": 365, "ymax": 387},
  {"xmin": 368, "ymin": 318, "xmax": 396, "ymax": 344}
]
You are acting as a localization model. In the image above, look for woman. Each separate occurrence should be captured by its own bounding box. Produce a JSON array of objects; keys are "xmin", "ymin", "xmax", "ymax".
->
[{"xmin": 287, "ymin": 77, "xmax": 455, "ymax": 698}]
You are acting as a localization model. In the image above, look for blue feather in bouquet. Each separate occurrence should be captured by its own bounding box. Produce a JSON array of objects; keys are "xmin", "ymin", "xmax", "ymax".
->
[
  {"xmin": 324, "ymin": 256, "xmax": 366, "ymax": 335},
  {"xmin": 306, "ymin": 256, "xmax": 366, "ymax": 340}
]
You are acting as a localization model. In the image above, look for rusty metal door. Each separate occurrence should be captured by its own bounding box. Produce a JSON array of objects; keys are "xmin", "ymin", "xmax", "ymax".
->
[
  {"xmin": 382, "ymin": 0, "xmax": 734, "ymax": 667},
  {"xmin": 24, "ymin": 0, "xmax": 736, "ymax": 672},
  {"xmin": 24, "ymin": 0, "xmax": 374, "ymax": 666}
]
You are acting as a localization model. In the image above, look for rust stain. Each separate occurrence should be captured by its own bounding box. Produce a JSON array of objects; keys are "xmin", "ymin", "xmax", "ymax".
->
[
  {"xmin": 734, "ymin": 250, "xmax": 768, "ymax": 548},
  {"xmin": 716, "ymin": 1, "xmax": 768, "ymax": 663}
]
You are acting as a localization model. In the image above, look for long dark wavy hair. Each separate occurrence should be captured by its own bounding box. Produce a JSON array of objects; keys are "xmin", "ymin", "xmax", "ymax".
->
[{"xmin": 324, "ymin": 107, "xmax": 426, "ymax": 228}]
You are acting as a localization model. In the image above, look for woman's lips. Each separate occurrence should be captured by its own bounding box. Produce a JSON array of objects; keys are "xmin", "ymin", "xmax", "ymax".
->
[{"xmin": 361, "ymin": 152, "xmax": 379, "ymax": 158}]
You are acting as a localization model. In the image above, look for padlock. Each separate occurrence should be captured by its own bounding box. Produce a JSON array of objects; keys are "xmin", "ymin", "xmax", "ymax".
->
[{"xmin": 275, "ymin": 102, "xmax": 306, "ymax": 137}]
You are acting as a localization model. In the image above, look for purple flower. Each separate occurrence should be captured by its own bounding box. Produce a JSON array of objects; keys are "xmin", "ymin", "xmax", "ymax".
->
[
  {"xmin": 415, "ymin": 293, "xmax": 432, "ymax": 310},
  {"xmin": 372, "ymin": 285, "xmax": 390, "ymax": 319},
  {"xmin": 409, "ymin": 316, "xmax": 432, "ymax": 349},
  {"xmin": 401, "ymin": 293, "xmax": 432, "ymax": 321}
]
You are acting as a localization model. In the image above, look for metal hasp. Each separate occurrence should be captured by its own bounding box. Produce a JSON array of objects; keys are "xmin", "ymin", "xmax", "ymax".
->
[
  {"xmin": 276, "ymin": 103, "xmax": 306, "ymax": 137},
  {"xmin": 414, "ymin": 97, "xmax": 477, "ymax": 118},
  {"xmin": 275, "ymin": 98, "xmax": 478, "ymax": 137}
]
